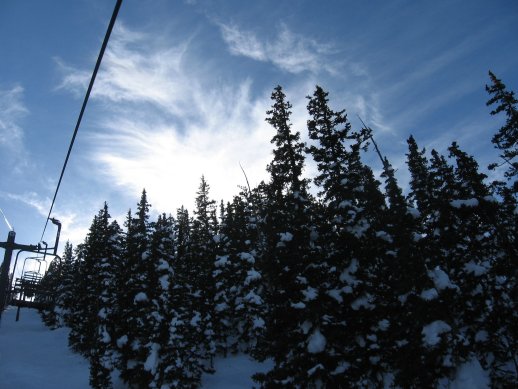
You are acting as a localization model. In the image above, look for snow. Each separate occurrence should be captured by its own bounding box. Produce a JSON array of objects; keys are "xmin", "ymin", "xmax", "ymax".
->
[
  {"xmin": 448, "ymin": 358, "xmax": 490, "ymax": 389},
  {"xmin": 244, "ymin": 269, "xmax": 261, "ymax": 285},
  {"xmin": 339, "ymin": 258, "xmax": 359, "ymax": 285},
  {"xmin": 307, "ymin": 363, "xmax": 324, "ymax": 376},
  {"xmin": 156, "ymin": 259, "xmax": 171, "ymax": 271},
  {"xmin": 307, "ymin": 328, "xmax": 326, "ymax": 353},
  {"xmin": 327, "ymin": 289, "xmax": 343, "ymax": 303},
  {"xmin": 200, "ymin": 355, "xmax": 273, "ymax": 389},
  {"xmin": 279, "ymin": 232, "xmax": 294, "ymax": 242},
  {"xmin": 238, "ymin": 252, "xmax": 255, "ymax": 264},
  {"xmin": 464, "ymin": 261, "xmax": 488, "ymax": 276},
  {"xmin": 422, "ymin": 320, "xmax": 452, "ymax": 346},
  {"xmin": 214, "ymin": 255, "xmax": 229, "ymax": 267},
  {"xmin": 420, "ymin": 287, "xmax": 439, "ymax": 301},
  {"xmin": 330, "ymin": 361, "xmax": 350, "ymax": 375},
  {"xmin": 351, "ymin": 294, "xmax": 375, "ymax": 310},
  {"xmin": 0, "ymin": 307, "xmax": 123, "ymax": 389},
  {"xmin": 159, "ymin": 274, "xmax": 170, "ymax": 290},
  {"xmin": 117, "ymin": 335, "xmax": 128, "ymax": 348},
  {"xmin": 375, "ymin": 230, "xmax": 393, "ymax": 243},
  {"xmin": 134, "ymin": 291, "xmax": 148, "ymax": 303},
  {"xmin": 144, "ymin": 342, "xmax": 160, "ymax": 374},
  {"xmin": 0, "ymin": 307, "xmax": 491, "ymax": 388},
  {"xmin": 302, "ymin": 286, "xmax": 318, "ymax": 301},
  {"xmin": 428, "ymin": 266, "xmax": 458, "ymax": 291}
]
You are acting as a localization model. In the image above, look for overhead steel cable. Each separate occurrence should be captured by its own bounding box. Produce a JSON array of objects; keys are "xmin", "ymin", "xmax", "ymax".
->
[{"xmin": 40, "ymin": 0, "xmax": 123, "ymax": 242}]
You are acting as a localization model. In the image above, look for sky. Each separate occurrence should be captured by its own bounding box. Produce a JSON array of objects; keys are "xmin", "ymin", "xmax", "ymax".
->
[{"xmin": 1, "ymin": 0, "xmax": 517, "ymax": 273}]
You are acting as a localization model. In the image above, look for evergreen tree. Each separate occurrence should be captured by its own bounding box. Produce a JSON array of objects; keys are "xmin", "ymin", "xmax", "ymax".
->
[
  {"xmin": 486, "ymin": 71, "xmax": 518, "ymax": 194},
  {"xmin": 146, "ymin": 213, "xmax": 178, "ymax": 388},
  {"xmin": 116, "ymin": 190, "xmax": 154, "ymax": 387},
  {"xmin": 86, "ymin": 203, "xmax": 123, "ymax": 389},
  {"xmin": 53, "ymin": 241, "xmax": 76, "ymax": 328},
  {"xmin": 188, "ymin": 176, "xmax": 218, "ymax": 371},
  {"xmin": 255, "ymin": 85, "xmax": 333, "ymax": 387}
]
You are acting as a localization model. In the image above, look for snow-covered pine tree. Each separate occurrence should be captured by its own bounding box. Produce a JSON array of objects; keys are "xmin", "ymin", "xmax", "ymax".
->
[
  {"xmin": 88, "ymin": 203, "xmax": 123, "ymax": 389},
  {"xmin": 188, "ymin": 176, "xmax": 218, "ymax": 372},
  {"xmin": 145, "ymin": 213, "xmax": 177, "ymax": 388},
  {"xmin": 304, "ymin": 85, "xmax": 394, "ymax": 386},
  {"xmin": 53, "ymin": 241, "xmax": 76, "ymax": 328},
  {"xmin": 213, "ymin": 194, "xmax": 265, "ymax": 355},
  {"xmin": 254, "ymin": 85, "xmax": 333, "ymax": 387},
  {"xmin": 116, "ymin": 190, "xmax": 154, "ymax": 387}
]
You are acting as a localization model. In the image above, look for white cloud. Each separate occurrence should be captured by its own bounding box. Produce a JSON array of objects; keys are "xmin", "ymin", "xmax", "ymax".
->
[
  {"xmin": 219, "ymin": 23, "xmax": 337, "ymax": 75},
  {"xmin": 5, "ymin": 192, "xmax": 50, "ymax": 217},
  {"xmin": 0, "ymin": 85, "xmax": 28, "ymax": 169},
  {"xmin": 57, "ymin": 23, "xmax": 280, "ymax": 214}
]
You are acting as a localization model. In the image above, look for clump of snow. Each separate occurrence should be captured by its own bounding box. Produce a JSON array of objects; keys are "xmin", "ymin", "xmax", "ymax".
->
[
  {"xmin": 449, "ymin": 358, "xmax": 490, "ymax": 389},
  {"xmin": 244, "ymin": 269, "xmax": 261, "ymax": 285},
  {"xmin": 190, "ymin": 312, "xmax": 201, "ymax": 327},
  {"xmin": 244, "ymin": 291, "xmax": 262, "ymax": 305},
  {"xmin": 420, "ymin": 288, "xmax": 439, "ymax": 301},
  {"xmin": 351, "ymin": 294, "xmax": 374, "ymax": 310},
  {"xmin": 98, "ymin": 307, "xmax": 108, "ymax": 319},
  {"xmin": 331, "ymin": 361, "xmax": 350, "ymax": 375},
  {"xmin": 157, "ymin": 259, "xmax": 171, "ymax": 271},
  {"xmin": 291, "ymin": 302, "xmax": 306, "ymax": 309},
  {"xmin": 302, "ymin": 287, "xmax": 318, "ymax": 301},
  {"xmin": 377, "ymin": 319, "xmax": 390, "ymax": 331},
  {"xmin": 327, "ymin": 289, "xmax": 343, "ymax": 303},
  {"xmin": 252, "ymin": 317, "xmax": 265, "ymax": 329},
  {"xmin": 307, "ymin": 328, "xmax": 326, "ymax": 353},
  {"xmin": 307, "ymin": 363, "xmax": 324, "ymax": 376},
  {"xmin": 215, "ymin": 255, "xmax": 229, "ymax": 267},
  {"xmin": 340, "ymin": 258, "xmax": 359, "ymax": 285},
  {"xmin": 144, "ymin": 343, "xmax": 160, "ymax": 375},
  {"xmin": 475, "ymin": 330, "xmax": 488, "ymax": 342},
  {"xmin": 428, "ymin": 266, "xmax": 458, "ymax": 291},
  {"xmin": 450, "ymin": 198, "xmax": 479, "ymax": 208},
  {"xmin": 279, "ymin": 232, "xmax": 294, "ymax": 242},
  {"xmin": 238, "ymin": 252, "xmax": 255, "ymax": 264},
  {"xmin": 464, "ymin": 261, "xmax": 488, "ymax": 276},
  {"xmin": 117, "ymin": 335, "xmax": 128, "ymax": 348},
  {"xmin": 375, "ymin": 230, "xmax": 393, "ymax": 243},
  {"xmin": 422, "ymin": 320, "xmax": 452, "ymax": 346},
  {"xmin": 134, "ymin": 292, "xmax": 148, "ymax": 303},
  {"xmin": 159, "ymin": 274, "xmax": 169, "ymax": 290},
  {"xmin": 301, "ymin": 320, "xmax": 312, "ymax": 334}
]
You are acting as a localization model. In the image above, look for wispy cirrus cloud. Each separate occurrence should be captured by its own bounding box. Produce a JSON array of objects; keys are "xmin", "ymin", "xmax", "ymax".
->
[
  {"xmin": 0, "ymin": 85, "xmax": 29, "ymax": 169},
  {"xmin": 55, "ymin": 23, "xmax": 280, "ymax": 213},
  {"xmin": 219, "ymin": 23, "xmax": 338, "ymax": 75}
]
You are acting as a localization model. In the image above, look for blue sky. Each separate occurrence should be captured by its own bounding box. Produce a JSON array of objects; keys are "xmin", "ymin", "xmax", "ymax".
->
[{"xmin": 1, "ymin": 0, "xmax": 517, "ymax": 264}]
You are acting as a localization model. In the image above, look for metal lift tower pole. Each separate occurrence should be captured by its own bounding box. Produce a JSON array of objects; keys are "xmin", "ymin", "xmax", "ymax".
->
[{"xmin": 0, "ymin": 231, "xmax": 16, "ymax": 318}]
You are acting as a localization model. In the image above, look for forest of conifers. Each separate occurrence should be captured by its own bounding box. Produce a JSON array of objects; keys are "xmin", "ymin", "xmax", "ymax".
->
[{"xmin": 38, "ymin": 72, "xmax": 517, "ymax": 388}]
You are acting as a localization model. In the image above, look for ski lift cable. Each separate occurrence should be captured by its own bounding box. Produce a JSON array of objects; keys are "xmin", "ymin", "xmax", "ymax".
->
[{"xmin": 40, "ymin": 0, "xmax": 123, "ymax": 242}]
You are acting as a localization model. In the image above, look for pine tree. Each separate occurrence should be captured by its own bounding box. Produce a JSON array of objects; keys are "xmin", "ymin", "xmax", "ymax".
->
[
  {"xmin": 213, "ymin": 194, "xmax": 265, "ymax": 355},
  {"xmin": 303, "ymin": 86, "xmax": 394, "ymax": 386},
  {"xmin": 255, "ymin": 85, "xmax": 336, "ymax": 387},
  {"xmin": 116, "ymin": 190, "xmax": 154, "ymax": 387},
  {"xmin": 188, "ymin": 176, "xmax": 218, "ymax": 371},
  {"xmin": 53, "ymin": 241, "xmax": 76, "ymax": 328},
  {"xmin": 88, "ymin": 203, "xmax": 123, "ymax": 389},
  {"xmin": 486, "ymin": 71, "xmax": 518, "ymax": 194},
  {"xmin": 146, "ymin": 213, "xmax": 178, "ymax": 388}
]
